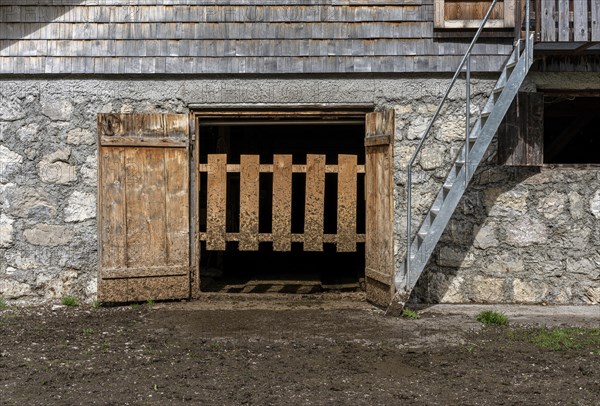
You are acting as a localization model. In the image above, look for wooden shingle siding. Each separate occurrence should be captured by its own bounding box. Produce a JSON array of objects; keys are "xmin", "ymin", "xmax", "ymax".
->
[{"xmin": 0, "ymin": 2, "xmax": 513, "ymax": 74}]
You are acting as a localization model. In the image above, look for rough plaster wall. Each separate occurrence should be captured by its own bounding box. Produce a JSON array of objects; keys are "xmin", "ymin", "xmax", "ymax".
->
[{"xmin": 1, "ymin": 74, "xmax": 599, "ymax": 304}]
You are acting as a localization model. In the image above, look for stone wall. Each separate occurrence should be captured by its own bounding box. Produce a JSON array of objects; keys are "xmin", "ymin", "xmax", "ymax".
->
[
  {"xmin": 1, "ymin": 75, "xmax": 599, "ymax": 304},
  {"xmin": 399, "ymin": 72, "xmax": 600, "ymax": 305}
]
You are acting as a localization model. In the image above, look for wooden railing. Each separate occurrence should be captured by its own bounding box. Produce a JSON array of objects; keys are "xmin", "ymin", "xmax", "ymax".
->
[
  {"xmin": 198, "ymin": 154, "xmax": 365, "ymax": 253},
  {"xmin": 538, "ymin": 0, "xmax": 600, "ymax": 42}
]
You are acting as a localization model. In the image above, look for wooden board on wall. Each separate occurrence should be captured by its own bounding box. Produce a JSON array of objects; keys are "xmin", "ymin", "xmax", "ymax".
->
[
  {"xmin": 498, "ymin": 92, "xmax": 544, "ymax": 166},
  {"xmin": 98, "ymin": 113, "xmax": 190, "ymax": 303}
]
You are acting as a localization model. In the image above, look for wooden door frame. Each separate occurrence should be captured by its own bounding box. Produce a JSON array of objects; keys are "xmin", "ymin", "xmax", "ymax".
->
[{"xmin": 188, "ymin": 105, "xmax": 373, "ymax": 298}]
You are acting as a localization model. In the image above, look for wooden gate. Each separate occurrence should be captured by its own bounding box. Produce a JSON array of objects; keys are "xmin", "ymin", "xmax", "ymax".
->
[{"xmin": 198, "ymin": 154, "xmax": 365, "ymax": 252}]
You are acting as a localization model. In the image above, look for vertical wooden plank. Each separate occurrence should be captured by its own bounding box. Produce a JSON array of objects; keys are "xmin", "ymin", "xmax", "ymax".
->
[
  {"xmin": 337, "ymin": 154, "xmax": 357, "ymax": 253},
  {"xmin": 558, "ymin": 0, "xmax": 570, "ymax": 41},
  {"xmin": 125, "ymin": 148, "xmax": 167, "ymax": 269},
  {"xmin": 541, "ymin": 0, "xmax": 557, "ymax": 42},
  {"xmin": 239, "ymin": 154, "xmax": 260, "ymax": 251},
  {"xmin": 304, "ymin": 154, "xmax": 325, "ymax": 252},
  {"xmin": 100, "ymin": 147, "xmax": 127, "ymax": 269},
  {"xmin": 573, "ymin": 0, "xmax": 589, "ymax": 42},
  {"xmin": 592, "ymin": 0, "xmax": 600, "ymax": 41},
  {"xmin": 434, "ymin": 0, "xmax": 446, "ymax": 28},
  {"xmin": 503, "ymin": 0, "xmax": 515, "ymax": 28},
  {"xmin": 165, "ymin": 148, "xmax": 189, "ymax": 265},
  {"xmin": 272, "ymin": 154, "xmax": 292, "ymax": 252},
  {"xmin": 206, "ymin": 154, "xmax": 227, "ymax": 251}
]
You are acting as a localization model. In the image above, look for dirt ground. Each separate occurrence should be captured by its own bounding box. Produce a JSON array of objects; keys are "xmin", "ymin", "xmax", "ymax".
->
[{"xmin": 0, "ymin": 293, "xmax": 599, "ymax": 405}]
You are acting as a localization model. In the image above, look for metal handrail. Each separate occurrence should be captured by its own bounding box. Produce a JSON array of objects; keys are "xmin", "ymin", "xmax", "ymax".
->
[{"xmin": 405, "ymin": 0, "xmax": 531, "ymax": 285}]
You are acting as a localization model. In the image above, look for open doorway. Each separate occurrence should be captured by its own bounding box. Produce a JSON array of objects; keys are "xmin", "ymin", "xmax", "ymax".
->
[{"xmin": 196, "ymin": 117, "xmax": 366, "ymax": 293}]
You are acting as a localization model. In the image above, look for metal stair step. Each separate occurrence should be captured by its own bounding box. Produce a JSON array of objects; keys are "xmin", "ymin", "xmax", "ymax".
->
[{"xmin": 493, "ymin": 86, "xmax": 505, "ymax": 96}]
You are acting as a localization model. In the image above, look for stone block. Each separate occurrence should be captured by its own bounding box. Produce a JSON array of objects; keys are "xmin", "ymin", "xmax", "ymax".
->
[
  {"xmin": 419, "ymin": 145, "xmax": 446, "ymax": 170},
  {"xmin": 566, "ymin": 257, "xmax": 598, "ymax": 277},
  {"xmin": 474, "ymin": 223, "xmax": 499, "ymax": 249},
  {"xmin": 81, "ymin": 153, "xmax": 97, "ymax": 186},
  {"xmin": 0, "ymin": 214, "xmax": 15, "ymax": 248},
  {"xmin": 537, "ymin": 191, "xmax": 565, "ymax": 220},
  {"xmin": 470, "ymin": 276, "xmax": 504, "ymax": 303},
  {"xmin": 590, "ymin": 190, "xmax": 600, "ymax": 219},
  {"xmin": 24, "ymin": 224, "xmax": 74, "ymax": 247},
  {"xmin": 0, "ymin": 145, "xmax": 23, "ymax": 183},
  {"xmin": 437, "ymin": 246, "xmax": 474, "ymax": 268},
  {"xmin": 512, "ymin": 279, "xmax": 547, "ymax": 303},
  {"xmin": 65, "ymin": 191, "xmax": 96, "ymax": 223},
  {"xmin": 584, "ymin": 287, "xmax": 600, "ymax": 304},
  {"xmin": 484, "ymin": 188, "xmax": 528, "ymax": 217},
  {"xmin": 41, "ymin": 96, "xmax": 73, "ymax": 121},
  {"xmin": 66, "ymin": 128, "xmax": 95, "ymax": 146},
  {"xmin": 568, "ymin": 191, "xmax": 584, "ymax": 220},
  {"xmin": 16, "ymin": 123, "xmax": 39, "ymax": 143},
  {"xmin": 38, "ymin": 148, "xmax": 77, "ymax": 184},
  {"xmin": 0, "ymin": 279, "xmax": 31, "ymax": 299},
  {"xmin": 506, "ymin": 216, "xmax": 548, "ymax": 247},
  {"xmin": 5, "ymin": 186, "xmax": 57, "ymax": 220},
  {"xmin": 429, "ymin": 273, "xmax": 465, "ymax": 303}
]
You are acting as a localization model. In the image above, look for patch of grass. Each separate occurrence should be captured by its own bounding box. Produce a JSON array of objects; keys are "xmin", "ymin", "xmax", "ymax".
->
[
  {"xmin": 211, "ymin": 341, "xmax": 221, "ymax": 350},
  {"xmin": 82, "ymin": 327, "xmax": 94, "ymax": 335},
  {"xmin": 476, "ymin": 310, "xmax": 508, "ymax": 326},
  {"xmin": 146, "ymin": 299, "xmax": 155, "ymax": 306},
  {"xmin": 131, "ymin": 303, "xmax": 141, "ymax": 309},
  {"xmin": 61, "ymin": 295, "xmax": 79, "ymax": 307},
  {"xmin": 91, "ymin": 300, "xmax": 102, "ymax": 309},
  {"xmin": 526, "ymin": 327, "xmax": 600, "ymax": 351},
  {"xmin": 0, "ymin": 298, "xmax": 8, "ymax": 310},
  {"xmin": 402, "ymin": 308, "xmax": 420, "ymax": 320}
]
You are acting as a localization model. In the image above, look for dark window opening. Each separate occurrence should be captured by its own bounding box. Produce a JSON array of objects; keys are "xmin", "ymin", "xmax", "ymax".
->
[{"xmin": 544, "ymin": 97, "xmax": 600, "ymax": 164}]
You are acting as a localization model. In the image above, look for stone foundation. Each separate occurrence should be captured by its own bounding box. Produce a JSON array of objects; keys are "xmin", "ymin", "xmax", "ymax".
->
[{"xmin": 0, "ymin": 75, "xmax": 598, "ymax": 304}]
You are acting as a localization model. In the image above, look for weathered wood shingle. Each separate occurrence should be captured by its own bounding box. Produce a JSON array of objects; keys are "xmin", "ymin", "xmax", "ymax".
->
[{"xmin": 0, "ymin": 2, "xmax": 513, "ymax": 74}]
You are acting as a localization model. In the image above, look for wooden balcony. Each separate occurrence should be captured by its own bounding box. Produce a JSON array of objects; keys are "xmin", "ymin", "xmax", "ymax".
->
[{"xmin": 534, "ymin": 0, "xmax": 600, "ymax": 53}]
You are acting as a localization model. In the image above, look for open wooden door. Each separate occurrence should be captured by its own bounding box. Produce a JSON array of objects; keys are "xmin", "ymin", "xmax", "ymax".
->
[
  {"xmin": 97, "ymin": 114, "xmax": 190, "ymax": 302},
  {"xmin": 364, "ymin": 110, "xmax": 395, "ymax": 308}
]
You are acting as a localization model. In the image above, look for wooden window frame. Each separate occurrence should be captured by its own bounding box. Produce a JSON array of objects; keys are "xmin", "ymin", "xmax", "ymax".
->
[{"xmin": 434, "ymin": 0, "xmax": 516, "ymax": 29}]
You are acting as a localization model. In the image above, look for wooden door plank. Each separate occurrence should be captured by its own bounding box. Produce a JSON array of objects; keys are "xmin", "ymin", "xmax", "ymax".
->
[
  {"xmin": 125, "ymin": 148, "xmax": 167, "ymax": 269},
  {"xmin": 574, "ymin": 0, "xmax": 589, "ymax": 42},
  {"xmin": 206, "ymin": 154, "xmax": 227, "ymax": 251},
  {"xmin": 100, "ymin": 147, "xmax": 127, "ymax": 269},
  {"xmin": 541, "ymin": 0, "xmax": 557, "ymax": 42},
  {"xmin": 304, "ymin": 154, "xmax": 325, "ymax": 252},
  {"xmin": 337, "ymin": 154, "xmax": 357, "ymax": 253},
  {"xmin": 364, "ymin": 110, "xmax": 395, "ymax": 308},
  {"xmin": 558, "ymin": 0, "xmax": 570, "ymax": 41},
  {"xmin": 272, "ymin": 154, "xmax": 292, "ymax": 252},
  {"xmin": 239, "ymin": 154, "xmax": 260, "ymax": 251},
  {"xmin": 592, "ymin": 0, "xmax": 600, "ymax": 41},
  {"xmin": 165, "ymin": 148, "xmax": 189, "ymax": 265}
]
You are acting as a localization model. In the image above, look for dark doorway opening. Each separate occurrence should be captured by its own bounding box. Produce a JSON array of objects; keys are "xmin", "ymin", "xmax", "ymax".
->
[{"xmin": 198, "ymin": 120, "xmax": 366, "ymax": 293}]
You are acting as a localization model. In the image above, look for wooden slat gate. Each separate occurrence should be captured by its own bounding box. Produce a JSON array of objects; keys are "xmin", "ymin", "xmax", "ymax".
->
[
  {"xmin": 198, "ymin": 155, "xmax": 366, "ymax": 252},
  {"xmin": 97, "ymin": 114, "xmax": 190, "ymax": 302}
]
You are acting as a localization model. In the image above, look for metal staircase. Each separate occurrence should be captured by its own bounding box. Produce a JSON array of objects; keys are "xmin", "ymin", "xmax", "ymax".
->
[{"xmin": 394, "ymin": 0, "xmax": 534, "ymax": 306}]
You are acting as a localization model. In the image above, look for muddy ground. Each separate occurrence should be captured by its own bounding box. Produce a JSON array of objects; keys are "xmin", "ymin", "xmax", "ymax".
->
[{"xmin": 0, "ymin": 293, "xmax": 599, "ymax": 405}]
